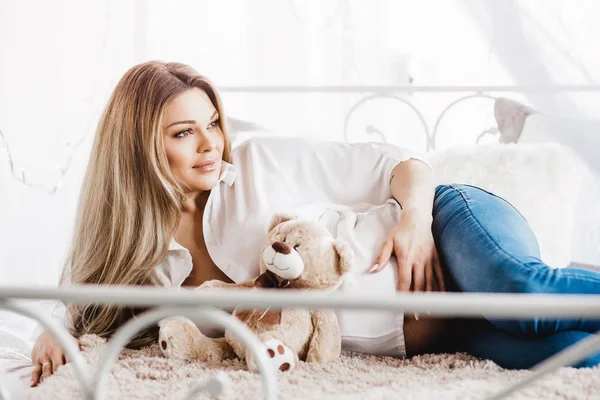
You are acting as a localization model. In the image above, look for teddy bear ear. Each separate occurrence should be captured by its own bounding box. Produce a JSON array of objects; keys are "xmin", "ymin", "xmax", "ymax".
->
[
  {"xmin": 333, "ymin": 240, "xmax": 354, "ymax": 275},
  {"xmin": 268, "ymin": 212, "xmax": 297, "ymax": 232}
]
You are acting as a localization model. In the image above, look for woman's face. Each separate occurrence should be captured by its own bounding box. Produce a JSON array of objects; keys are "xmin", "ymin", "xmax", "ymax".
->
[{"xmin": 162, "ymin": 88, "xmax": 224, "ymax": 193}]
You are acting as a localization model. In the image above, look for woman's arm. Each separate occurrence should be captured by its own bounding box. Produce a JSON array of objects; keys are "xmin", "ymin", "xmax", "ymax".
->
[
  {"xmin": 389, "ymin": 158, "xmax": 435, "ymax": 220},
  {"xmin": 372, "ymin": 159, "xmax": 445, "ymax": 292}
]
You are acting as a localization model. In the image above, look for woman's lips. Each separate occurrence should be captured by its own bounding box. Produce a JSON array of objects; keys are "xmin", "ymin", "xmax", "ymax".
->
[{"xmin": 192, "ymin": 161, "xmax": 216, "ymax": 172}]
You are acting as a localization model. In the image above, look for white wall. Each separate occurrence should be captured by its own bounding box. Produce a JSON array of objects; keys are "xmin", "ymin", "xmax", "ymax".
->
[{"xmin": 0, "ymin": 0, "xmax": 137, "ymax": 285}]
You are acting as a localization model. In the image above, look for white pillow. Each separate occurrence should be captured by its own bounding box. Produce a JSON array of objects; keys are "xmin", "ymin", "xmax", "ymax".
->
[
  {"xmin": 429, "ymin": 143, "xmax": 588, "ymax": 268},
  {"xmin": 519, "ymin": 114, "xmax": 600, "ymax": 267}
]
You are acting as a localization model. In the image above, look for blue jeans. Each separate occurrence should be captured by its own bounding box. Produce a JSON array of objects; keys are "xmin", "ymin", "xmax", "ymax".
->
[{"xmin": 432, "ymin": 184, "xmax": 600, "ymax": 369}]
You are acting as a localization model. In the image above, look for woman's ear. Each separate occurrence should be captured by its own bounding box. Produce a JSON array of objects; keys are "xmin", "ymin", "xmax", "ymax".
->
[
  {"xmin": 268, "ymin": 213, "xmax": 297, "ymax": 232},
  {"xmin": 333, "ymin": 240, "xmax": 354, "ymax": 275}
]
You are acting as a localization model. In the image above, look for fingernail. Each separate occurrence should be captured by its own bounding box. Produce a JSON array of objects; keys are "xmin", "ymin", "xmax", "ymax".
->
[
  {"xmin": 369, "ymin": 264, "xmax": 379, "ymax": 273},
  {"xmin": 414, "ymin": 313, "xmax": 420, "ymax": 321}
]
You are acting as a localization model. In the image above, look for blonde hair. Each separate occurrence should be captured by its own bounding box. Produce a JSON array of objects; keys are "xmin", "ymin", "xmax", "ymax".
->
[{"xmin": 63, "ymin": 61, "xmax": 231, "ymax": 348}]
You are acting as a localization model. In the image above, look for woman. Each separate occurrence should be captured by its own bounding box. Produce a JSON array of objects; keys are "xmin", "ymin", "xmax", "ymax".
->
[{"xmin": 30, "ymin": 61, "xmax": 600, "ymax": 386}]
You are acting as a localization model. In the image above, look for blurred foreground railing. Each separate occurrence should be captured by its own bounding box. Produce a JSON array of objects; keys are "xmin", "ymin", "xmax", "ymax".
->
[{"xmin": 1, "ymin": 286, "xmax": 599, "ymax": 400}]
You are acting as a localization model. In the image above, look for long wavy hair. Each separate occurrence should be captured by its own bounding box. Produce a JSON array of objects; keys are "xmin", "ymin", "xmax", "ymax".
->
[{"xmin": 62, "ymin": 61, "xmax": 231, "ymax": 348}]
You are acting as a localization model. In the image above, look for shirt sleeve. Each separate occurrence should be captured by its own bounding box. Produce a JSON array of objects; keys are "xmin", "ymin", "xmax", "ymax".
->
[{"xmin": 238, "ymin": 137, "xmax": 432, "ymax": 206}]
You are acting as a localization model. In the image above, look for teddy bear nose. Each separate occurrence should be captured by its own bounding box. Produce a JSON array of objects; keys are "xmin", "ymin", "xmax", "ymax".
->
[{"xmin": 272, "ymin": 241, "xmax": 291, "ymax": 255}]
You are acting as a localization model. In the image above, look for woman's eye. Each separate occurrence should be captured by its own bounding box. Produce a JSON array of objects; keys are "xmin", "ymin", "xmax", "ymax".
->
[
  {"xmin": 174, "ymin": 128, "xmax": 193, "ymax": 138},
  {"xmin": 208, "ymin": 119, "xmax": 220, "ymax": 129},
  {"xmin": 293, "ymin": 245, "xmax": 300, "ymax": 251}
]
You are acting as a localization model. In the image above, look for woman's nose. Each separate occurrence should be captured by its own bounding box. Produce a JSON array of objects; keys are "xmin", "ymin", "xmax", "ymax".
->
[{"xmin": 197, "ymin": 139, "xmax": 217, "ymax": 153}]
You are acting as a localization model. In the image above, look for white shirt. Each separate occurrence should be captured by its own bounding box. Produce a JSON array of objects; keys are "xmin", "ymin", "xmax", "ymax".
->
[{"xmin": 36, "ymin": 137, "xmax": 431, "ymax": 358}]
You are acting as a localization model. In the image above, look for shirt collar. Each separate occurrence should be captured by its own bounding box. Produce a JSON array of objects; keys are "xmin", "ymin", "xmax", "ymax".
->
[
  {"xmin": 168, "ymin": 238, "xmax": 186, "ymax": 252},
  {"xmin": 219, "ymin": 160, "xmax": 236, "ymax": 187}
]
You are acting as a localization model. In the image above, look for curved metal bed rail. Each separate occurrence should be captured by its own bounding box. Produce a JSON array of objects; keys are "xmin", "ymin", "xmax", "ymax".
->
[
  {"xmin": 1, "ymin": 287, "xmax": 600, "ymax": 399},
  {"xmin": 341, "ymin": 91, "xmax": 500, "ymax": 152},
  {"xmin": 93, "ymin": 306, "xmax": 277, "ymax": 400},
  {"xmin": 219, "ymin": 85, "xmax": 600, "ymax": 153},
  {"xmin": 430, "ymin": 93, "xmax": 498, "ymax": 148},
  {"xmin": 0, "ymin": 299, "xmax": 93, "ymax": 399},
  {"xmin": 0, "ymin": 300, "xmax": 277, "ymax": 400},
  {"xmin": 342, "ymin": 93, "xmax": 433, "ymax": 149}
]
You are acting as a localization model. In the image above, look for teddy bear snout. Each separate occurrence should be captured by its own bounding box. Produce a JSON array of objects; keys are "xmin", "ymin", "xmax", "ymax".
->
[
  {"xmin": 271, "ymin": 241, "xmax": 291, "ymax": 254},
  {"xmin": 262, "ymin": 243, "xmax": 305, "ymax": 280}
]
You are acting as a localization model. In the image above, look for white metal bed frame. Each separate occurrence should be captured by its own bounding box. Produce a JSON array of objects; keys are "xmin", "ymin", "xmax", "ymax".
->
[
  {"xmin": 1, "ymin": 85, "xmax": 599, "ymax": 399},
  {"xmin": 1, "ymin": 287, "xmax": 599, "ymax": 400}
]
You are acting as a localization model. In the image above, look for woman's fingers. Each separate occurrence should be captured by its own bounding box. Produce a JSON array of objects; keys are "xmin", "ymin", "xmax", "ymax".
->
[
  {"xmin": 396, "ymin": 250, "xmax": 413, "ymax": 292},
  {"xmin": 411, "ymin": 263, "xmax": 425, "ymax": 292},
  {"xmin": 432, "ymin": 251, "xmax": 446, "ymax": 292},
  {"xmin": 371, "ymin": 238, "xmax": 394, "ymax": 273},
  {"xmin": 425, "ymin": 262, "xmax": 433, "ymax": 292},
  {"xmin": 41, "ymin": 358, "xmax": 53, "ymax": 381},
  {"xmin": 50, "ymin": 351, "xmax": 65, "ymax": 374},
  {"xmin": 30, "ymin": 361, "xmax": 42, "ymax": 387},
  {"xmin": 29, "ymin": 330, "xmax": 78, "ymax": 387}
]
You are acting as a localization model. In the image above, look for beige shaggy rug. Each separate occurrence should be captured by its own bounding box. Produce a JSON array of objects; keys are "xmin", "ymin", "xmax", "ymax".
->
[{"xmin": 24, "ymin": 334, "xmax": 600, "ymax": 400}]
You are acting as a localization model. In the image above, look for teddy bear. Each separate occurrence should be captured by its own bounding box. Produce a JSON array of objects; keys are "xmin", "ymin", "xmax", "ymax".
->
[{"xmin": 157, "ymin": 212, "xmax": 354, "ymax": 373}]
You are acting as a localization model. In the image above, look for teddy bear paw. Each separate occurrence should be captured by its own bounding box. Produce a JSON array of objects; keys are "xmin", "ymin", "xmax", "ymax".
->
[
  {"xmin": 248, "ymin": 339, "xmax": 296, "ymax": 373},
  {"xmin": 158, "ymin": 317, "xmax": 195, "ymax": 360}
]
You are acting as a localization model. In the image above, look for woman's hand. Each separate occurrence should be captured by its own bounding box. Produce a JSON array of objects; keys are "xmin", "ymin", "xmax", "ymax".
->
[
  {"xmin": 196, "ymin": 279, "xmax": 255, "ymax": 290},
  {"xmin": 197, "ymin": 279, "xmax": 230, "ymax": 290},
  {"xmin": 30, "ymin": 330, "xmax": 80, "ymax": 387},
  {"xmin": 370, "ymin": 207, "xmax": 445, "ymax": 292}
]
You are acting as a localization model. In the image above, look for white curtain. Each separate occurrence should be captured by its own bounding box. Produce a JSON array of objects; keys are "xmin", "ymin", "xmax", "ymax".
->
[{"xmin": 1, "ymin": 0, "xmax": 598, "ymax": 285}]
